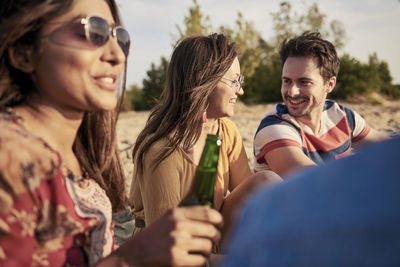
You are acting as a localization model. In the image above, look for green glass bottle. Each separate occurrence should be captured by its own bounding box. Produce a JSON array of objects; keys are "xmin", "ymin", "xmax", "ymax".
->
[{"xmin": 181, "ymin": 134, "xmax": 222, "ymax": 208}]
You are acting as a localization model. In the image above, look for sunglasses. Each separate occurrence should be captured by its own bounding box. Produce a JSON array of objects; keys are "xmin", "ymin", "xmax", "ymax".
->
[{"xmin": 80, "ymin": 15, "xmax": 130, "ymax": 56}]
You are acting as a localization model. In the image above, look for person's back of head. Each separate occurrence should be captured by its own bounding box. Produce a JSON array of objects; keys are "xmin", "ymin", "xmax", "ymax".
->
[{"xmin": 279, "ymin": 31, "xmax": 340, "ymax": 82}]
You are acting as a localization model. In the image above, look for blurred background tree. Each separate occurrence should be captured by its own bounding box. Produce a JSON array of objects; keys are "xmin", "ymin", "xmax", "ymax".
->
[
  {"xmin": 174, "ymin": 0, "xmax": 213, "ymax": 40},
  {"xmin": 124, "ymin": 0, "xmax": 399, "ymax": 111}
]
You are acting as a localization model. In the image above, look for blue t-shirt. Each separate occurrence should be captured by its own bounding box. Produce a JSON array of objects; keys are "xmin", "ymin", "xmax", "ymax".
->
[{"xmin": 223, "ymin": 136, "xmax": 400, "ymax": 266}]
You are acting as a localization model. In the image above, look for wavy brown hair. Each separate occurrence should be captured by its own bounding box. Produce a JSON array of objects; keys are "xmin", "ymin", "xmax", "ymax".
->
[
  {"xmin": 279, "ymin": 31, "xmax": 340, "ymax": 82},
  {"xmin": 0, "ymin": 0, "xmax": 128, "ymax": 211},
  {"xmin": 132, "ymin": 33, "xmax": 237, "ymax": 178}
]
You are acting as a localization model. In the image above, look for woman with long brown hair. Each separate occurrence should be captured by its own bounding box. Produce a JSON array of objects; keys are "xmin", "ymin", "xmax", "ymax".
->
[
  {"xmin": 0, "ymin": 0, "xmax": 222, "ymax": 266},
  {"xmin": 130, "ymin": 34, "xmax": 281, "ymax": 238}
]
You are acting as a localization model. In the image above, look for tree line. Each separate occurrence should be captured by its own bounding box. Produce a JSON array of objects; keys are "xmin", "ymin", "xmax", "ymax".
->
[{"xmin": 122, "ymin": 1, "xmax": 400, "ymax": 111}]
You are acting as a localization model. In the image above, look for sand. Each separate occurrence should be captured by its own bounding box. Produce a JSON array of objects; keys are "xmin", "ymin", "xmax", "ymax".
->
[{"xmin": 117, "ymin": 98, "xmax": 400, "ymax": 189}]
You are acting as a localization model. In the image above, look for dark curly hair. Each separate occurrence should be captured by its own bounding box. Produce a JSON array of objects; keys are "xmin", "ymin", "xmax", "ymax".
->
[{"xmin": 279, "ymin": 31, "xmax": 340, "ymax": 82}]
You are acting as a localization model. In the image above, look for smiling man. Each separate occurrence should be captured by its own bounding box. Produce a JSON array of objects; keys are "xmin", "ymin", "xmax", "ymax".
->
[{"xmin": 253, "ymin": 32, "xmax": 387, "ymax": 177}]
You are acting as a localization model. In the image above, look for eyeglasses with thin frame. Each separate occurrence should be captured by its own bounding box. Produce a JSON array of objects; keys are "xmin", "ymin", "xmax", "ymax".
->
[
  {"xmin": 221, "ymin": 74, "xmax": 244, "ymax": 93},
  {"xmin": 80, "ymin": 15, "xmax": 130, "ymax": 56}
]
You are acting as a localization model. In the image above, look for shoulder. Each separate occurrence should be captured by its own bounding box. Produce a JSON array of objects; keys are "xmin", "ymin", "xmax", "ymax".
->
[
  {"xmin": 325, "ymin": 99, "xmax": 359, "ymax": 119},
  {"xmin": 219, "ymin": 117, "xmax": 239, "ymax": 132},
  {"xmin": 324, "ymin": 100, "xmax": 367, "ymax": 130},
  {"xmin": 255, "ymin": 115, "xmax": 301, "ymax": 144},
  {"xmin": 0, "ymin": 112, "xmax": 60, "ymax": 197},
  {"xmin": 256, "ymin": 104, "xmax": 299, "ymax": 135},
  {"xmin": 141, "ymin": 137, "xmax": 187, "ymax": 171},
  {"xmin": 143, "ymin": 137, "xmax": 183, "ymax": 161},
  {"xmin": 144, "ymin": 137, "xmax": 169, "ymax": 155},
  {"xmin": 219, "ymin": 118, "xmax": 243, "ymax": 146}
]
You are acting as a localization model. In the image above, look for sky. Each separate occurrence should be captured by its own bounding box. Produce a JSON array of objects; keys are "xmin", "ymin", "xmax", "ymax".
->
[{"xmin": 116, "ymin": 0, "xmax": 400, "ymax": 88}]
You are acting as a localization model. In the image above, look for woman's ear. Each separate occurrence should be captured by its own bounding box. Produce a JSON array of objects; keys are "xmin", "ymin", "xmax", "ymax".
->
[{"xmin": 8, "ymin": 45, "xmax": 35, "ymax": 73}]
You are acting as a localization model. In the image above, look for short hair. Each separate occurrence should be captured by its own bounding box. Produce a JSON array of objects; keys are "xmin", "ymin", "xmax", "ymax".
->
[{"xmin": 279, "ymin": 31, "xmax": 340, "ymax": 82}]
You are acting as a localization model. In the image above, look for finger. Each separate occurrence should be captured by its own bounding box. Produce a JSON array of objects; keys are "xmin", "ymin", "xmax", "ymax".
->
[
  {"xmin": 177, "ymin": 235, "xmax": 213, "ymax": 256},
  {"xmin": 172, "ymin": 218, "xmax": 221, "ymax": 243},
  {"xmin": 190, "ymin": 223, "xmax": 221, "ymax": 243},
  {"xmin": 169, "ymin": 237, "xmax": 212, "ymax": 267},
  {"xmin": 172, "ymin": 252, "xmax": 207, "ymax": 267},
  {"xmin": 177, "ymin": 206, "xmax": 223, "ymax": 226}
]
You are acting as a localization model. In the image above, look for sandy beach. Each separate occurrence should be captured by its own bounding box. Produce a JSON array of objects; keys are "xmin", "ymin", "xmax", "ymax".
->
[{"xmin": 117, "ymin": 98, "xmax": 400, "ymax": 189}]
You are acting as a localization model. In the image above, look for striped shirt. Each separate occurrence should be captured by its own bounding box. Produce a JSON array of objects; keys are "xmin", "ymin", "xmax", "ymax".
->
[{"xmin": 254, "ymin": 100, "xmax": 370, "ymax": 172}]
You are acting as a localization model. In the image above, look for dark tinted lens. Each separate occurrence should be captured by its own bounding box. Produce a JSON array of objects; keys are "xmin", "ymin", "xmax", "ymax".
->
[
  {"xmin": 88, "ymin": 16, "xmax": 110, "ymax": 46},
  {"xmin": 116, "ymin": 27, "xmax": 130, "ymax": 56}
]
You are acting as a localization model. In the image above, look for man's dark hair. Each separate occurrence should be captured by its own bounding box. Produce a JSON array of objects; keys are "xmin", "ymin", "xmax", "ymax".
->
[{"xmin": 279, "ymin": 31, "xmax": 340, "ymax": 82}]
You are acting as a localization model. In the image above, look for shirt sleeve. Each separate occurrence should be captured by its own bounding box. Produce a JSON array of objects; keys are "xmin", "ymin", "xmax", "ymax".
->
[
  {"xmin": 352, "ymin": 110, "xmax": 371, "ymax": 142},
  {"xmin": 254, "ymin": 116, "xmax": 302, "ymax": 165},
  {"xmin": 220, "ymin": 118, "xmax": 252, "ymax": 191}
]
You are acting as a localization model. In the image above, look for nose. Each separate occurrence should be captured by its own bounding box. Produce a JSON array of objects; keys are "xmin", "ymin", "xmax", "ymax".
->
[
  {"xmin": 286, "ymin": 83, "xmax": 300, "ymax": 97},
  {"xmin": 236, "ymin": 86, "xmax": 244, "ymax": 96},
  {"xmin": 102, "ymin": 37, "xmax": 126, "ymax": 66}
]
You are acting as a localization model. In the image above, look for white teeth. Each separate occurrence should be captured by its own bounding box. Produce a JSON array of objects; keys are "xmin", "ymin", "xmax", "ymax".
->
[
  {"xmin": 230, "ymin": 99, "xmax": 236, "ymax": 104},
  {"xmin": 288, "ymin": 98, "xmax": 307, "ymax": 105},
  {"xmin": 100, "ymin": 77, "xmax": 114, "ymax": 84}
]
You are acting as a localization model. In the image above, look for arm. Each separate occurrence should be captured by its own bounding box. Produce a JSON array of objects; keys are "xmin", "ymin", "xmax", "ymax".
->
[
  {"xmin": 352, "ymin": 128, "xmax": 389, "ymax": 150},
  {"xmin": 264, "ymin": 146, "xmax": 316, "ymax": 178},
  {"xmin": 96, "ymin": 206, "xmax": 223, "ymax": 267},
  {"xmin": 222, "ymin": 119, "xmax": 252, "ymax": 191},
  {"xmin": 221, "ymin": 119, "xmax": 281, "ymax": 238},
  {"xmin": 228, "ymin": 142, "xmax": 252, "ymax": 190},
  {"xmin": 349, "ymin": 108, "xmax": 389, "ymax": 150}
]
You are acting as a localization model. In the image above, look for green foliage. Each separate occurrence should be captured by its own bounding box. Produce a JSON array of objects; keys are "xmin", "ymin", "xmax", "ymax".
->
[
  {"xmin": 173, "ymin": 0, "xmax": 212, "ymax": 43},
  {"xmin": 121, "ymin": 86, "xmax": 134, "ymax": 111},
  {"xmin": 332, "ymin": 54, "xmax": 370, "ymax": 99},
  {"xmin": 270, "ymin": 2, "xmax": 346, "ymax": 50},
  {"xmin": 242, "ymin": 53, "xmax": 282, "ymax": 103},
  {"xmin": 331, "ymin": 54, "xmax": 399, "ymax": 99},
  {"xmin": 121, "ymin": 84, "xmax": 147, "ymax": 111},
  {"xmin": 132, "ymin": 0, "xmax": 397, "ymax": 110},
  {"xmin": 140, "ymin": 56, "xmax": 168, "ymax": 110},
  {"xmin": 220, "ymin": 12, "xmax": 267, "ymax": 79}
]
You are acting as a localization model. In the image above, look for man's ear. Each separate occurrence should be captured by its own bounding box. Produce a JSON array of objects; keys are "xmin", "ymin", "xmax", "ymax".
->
[
  {"xmin": 326, "ymin": 76, "xmax": 336, "ymax": 94},
  {"xmin": 8, "ymin": 45, "xmax": 35, "ymax": 73}
]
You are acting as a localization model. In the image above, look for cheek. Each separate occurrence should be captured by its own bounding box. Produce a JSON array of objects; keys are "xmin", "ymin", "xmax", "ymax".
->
[{"xmin": 36, "ymin": 44, "xmax": 93, "ymax": 80}]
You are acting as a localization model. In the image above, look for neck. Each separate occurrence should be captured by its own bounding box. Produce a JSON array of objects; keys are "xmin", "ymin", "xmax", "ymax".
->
[
  {"xmin": 201, "ymin": 117, "xmax": 219, "ymax": 135},
  {"xmin": 14, "ymin": 103, "xmax": 84, "ymax": 168},
  {"xmin": 296, "ymin": 111, "xmax": 322, "ymax": 134},
  {"xmin": 184, "ymin": 118, "xmax": 219, "ymax": 165}
]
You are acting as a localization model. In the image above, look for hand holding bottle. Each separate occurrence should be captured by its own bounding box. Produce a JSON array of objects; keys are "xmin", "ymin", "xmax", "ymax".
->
[{"xmin": 102, "ymin": 206, "xmax": 222, "ymax": 267}]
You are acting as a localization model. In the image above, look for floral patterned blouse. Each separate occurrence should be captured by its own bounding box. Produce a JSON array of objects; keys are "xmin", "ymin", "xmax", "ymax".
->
[{"xmin": 0, "ymin": 110, "xmax": 114, "ymax": 266}]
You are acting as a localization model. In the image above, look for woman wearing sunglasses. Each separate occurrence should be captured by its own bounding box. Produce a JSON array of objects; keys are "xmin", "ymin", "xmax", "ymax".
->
[
  {"xmin": 0, "ymin": 0, "xmax": 222, "ymax": 266},
  {"xmin": 129, "ymin": 34, "xmax": 281, "ymax": 243}
]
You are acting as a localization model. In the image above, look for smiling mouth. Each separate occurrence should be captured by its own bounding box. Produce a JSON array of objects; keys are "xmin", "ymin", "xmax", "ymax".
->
[
  {"xmin": 95, "ymin": 76, "xmax": 117, "ymax": 91},
  {"xmin": 286, "ymin": 96, "xmax": 308, "ymax": 105},
  {"xmin": 229, "ymin": 99, "xmax": 237, "ymax": 104},
  {"xmin": 99, "ymin": 77, "xmax": 115, "ymax": 84}
]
